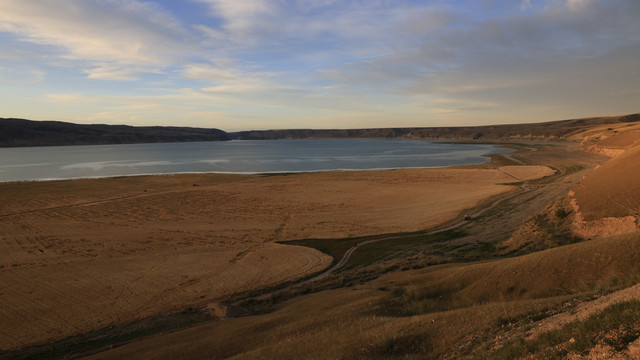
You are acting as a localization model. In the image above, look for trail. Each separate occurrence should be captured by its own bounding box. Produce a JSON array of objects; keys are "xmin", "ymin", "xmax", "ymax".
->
[
  {"xmin": 0, "ymin": 194, "xmax": 143, "ymax": 218},
  {"xmin": 0, "ymin": 186, "xmax": 205, "ymax": 218},
  {"xmin": 303, "ymin": 145, "xmax": 587, "ymax": 284},
  {"xmin": 302, "ymin": 175, "xmax": 524, "ymax": 283}
]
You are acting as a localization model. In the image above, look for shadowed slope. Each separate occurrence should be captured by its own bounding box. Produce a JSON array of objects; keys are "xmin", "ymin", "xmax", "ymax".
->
[{"xmin": 0, "ymin": 118, "xmax": 230, "ymax": 147}]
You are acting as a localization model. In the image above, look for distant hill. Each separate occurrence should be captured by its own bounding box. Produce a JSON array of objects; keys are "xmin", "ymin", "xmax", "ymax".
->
[
  {"xmin": 230, "ymin": 113, "xmax": 640, "ymax": 142},
  {"xmin": 0, "ymin": 118, "xmax": 231, "ymax": 147},
  {"xmin": 2, "ymin": 113, "xmax": 639, "ymax": 147}
]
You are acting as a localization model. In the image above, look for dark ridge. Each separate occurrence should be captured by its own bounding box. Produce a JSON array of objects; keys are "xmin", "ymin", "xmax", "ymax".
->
[
  {"xmin": 2, "ymin": 113, "xmax": 639, "ymax": 147},
  {"xmin": 0, "ymin": 118, "xmax": 231, "ymax": 147}
]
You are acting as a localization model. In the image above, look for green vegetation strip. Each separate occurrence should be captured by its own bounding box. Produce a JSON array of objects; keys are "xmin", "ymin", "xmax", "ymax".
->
[
  {"xmin": 284, "ymin": 229, "xmax": 466, "ymax": 269},
  {"xmin": 486, "ymin": 299, "xmax": 640, "ymax": 360}
]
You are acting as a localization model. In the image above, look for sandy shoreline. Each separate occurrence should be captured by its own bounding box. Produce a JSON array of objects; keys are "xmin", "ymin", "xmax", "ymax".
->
[{"xmin": 0, "ymin": 165, "xmax": 552, "ymax": 349}]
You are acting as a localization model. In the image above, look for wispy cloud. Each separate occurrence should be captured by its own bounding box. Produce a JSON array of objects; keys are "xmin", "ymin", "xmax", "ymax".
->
[
  {"xmin": 0, "ymin": 0, "xmax": 191, "ymax": 79},
  {"xmin": 196, "ymin": 0, "xmax": 276, "ymax": 40},
  {"xmin": 320, "ymin": 0, "xmax": 640, "ymax": 120}
]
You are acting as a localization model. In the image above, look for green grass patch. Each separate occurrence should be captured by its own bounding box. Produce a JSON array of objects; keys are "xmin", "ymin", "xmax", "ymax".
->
[
  {"xmin": 561, "ymin": 164, "xmax": 586, "ymax": 176},
  {"xmin": 284, "ymin": 229, "xmax": 467, "ymax": 269},
  {"xmin": 458, "ymin": 240, "xmax": 497, "ymax": 255},
  {"xmin": 345, "ymin": 230, "xmax": 466, "ymax": 268}
]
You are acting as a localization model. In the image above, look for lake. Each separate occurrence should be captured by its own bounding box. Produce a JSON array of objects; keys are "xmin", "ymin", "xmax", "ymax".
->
[{"xmin": 0, "ymin": 139, "xmax": 510, "ymax": 182}]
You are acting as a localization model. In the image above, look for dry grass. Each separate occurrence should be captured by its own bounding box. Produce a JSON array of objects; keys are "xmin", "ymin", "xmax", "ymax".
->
[
  {"xmin": 80, "ymin": 230, "xmax": 640, "ymax": 359},
  {"xmin": 573, "ymin": 144, "xmax": 640, "ymax": 221},
  {"xmin": 0, "ymin": 167, "xmax": 518, "ymax": 351},
  {"xmin": 485, "ymin": 299, "xmax": 640, "ymax": 359},
  {"xmin": 499, "ymin": 195, "xmax": 583, "ymax": 254}
]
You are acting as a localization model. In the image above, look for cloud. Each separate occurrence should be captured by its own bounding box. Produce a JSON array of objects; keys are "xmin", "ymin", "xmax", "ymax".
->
[
  {"xmin": 85, "ymin": 64, "xmax": 155, "ymax": 81},
  {"xmin": 181, "ymin": 64, "xmax": 238, "ymax": 81},
  {"xmin": 324, "ymin": 1, "xmax": 640, "ymax": 97},
  {"xmin": 566, "ymin": 0, "xmax": 592, "ymax": 12},
  {"xmin": 194, "ymin": 0, "xmax": 410, "ymax": 55},
  {"xmin": 181, "ymin": 63, "xmax": 282, "ymax": 96},
  {"xmin": 196, "ymin": 0, "xmax": 276, "ymax": 37},
  {"xmin": 0, "ymin": 0, "xmax": 192, "ymax": 79},
  {"xmin": 0, "ymin": 65, "xmax": 45, "ymax": 84}
]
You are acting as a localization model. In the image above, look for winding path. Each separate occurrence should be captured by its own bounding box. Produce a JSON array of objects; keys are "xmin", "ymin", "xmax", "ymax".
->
[
  {"xmin": 303, "ymin": 145, "xmax": 581, "ymax": 284},
  {"xmin": 303, "ymin": 163, "xmax": 539, "ymax": 283}
]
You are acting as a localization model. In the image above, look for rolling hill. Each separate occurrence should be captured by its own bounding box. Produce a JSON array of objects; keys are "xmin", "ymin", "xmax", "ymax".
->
[
  {"xmin": 2, "ymin": 113, "xmax": 639, "ymax": 147},
  {"xmin": 0, "ymin": 118, "xmax": 231, "ymax": 147}
]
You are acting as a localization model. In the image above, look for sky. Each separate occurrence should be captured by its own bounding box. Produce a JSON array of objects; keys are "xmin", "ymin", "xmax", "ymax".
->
[{"xmin": 0, "ymin": 0, "xmax": 639, "ymax": 131}]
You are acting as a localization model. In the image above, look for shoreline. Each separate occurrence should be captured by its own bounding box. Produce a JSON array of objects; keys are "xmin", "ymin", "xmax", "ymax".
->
[
  {"xmin": 0, "ymin": 139, "xmax": 512, "ymax": 184},
  {"xmin": 0, "ymin": 163, "xmax": 498, "ymax": 184}
]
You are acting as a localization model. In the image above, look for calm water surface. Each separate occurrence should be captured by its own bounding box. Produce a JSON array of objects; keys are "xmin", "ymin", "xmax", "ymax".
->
[{"xmin": 0, "ymin": 139, "xmax": 510, "ymax": 182}]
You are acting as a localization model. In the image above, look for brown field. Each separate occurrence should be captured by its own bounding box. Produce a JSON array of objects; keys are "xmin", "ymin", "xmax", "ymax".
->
[
  {"xmin": 5, "ymin": 116, "xmax": 640, "ymax": 359},
  {"xmin": 0, "ymin": 166, "xmax": 538, "ymax": 350}
]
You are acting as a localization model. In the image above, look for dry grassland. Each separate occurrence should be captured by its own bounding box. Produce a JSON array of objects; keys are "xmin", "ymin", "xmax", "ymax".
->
[
  {"xmin": 84, "ymin": 231, "xmax": 640, "ymax": 360},
  {"xmin": 0, "ymin": 166, "xmax": 529, "ymax": 350}
]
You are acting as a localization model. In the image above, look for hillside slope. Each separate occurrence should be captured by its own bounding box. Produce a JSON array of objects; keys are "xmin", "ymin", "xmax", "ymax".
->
[
  {"xmin": 572, "ymin": 144, "xmax": 640, "ymax": 220},
  {"xmin": 3, "ymin": 113, "xmax": 638, "ymax": 147},
  {"xmin": 568, "ymin": 127, "xmax": 640, "ymax": 238},
  {"xmin": 0, "ymin": 118, "xmax": 230, "ymax": 147},
  {"xmin": 230, "ymin": 113, "xmax": 640, "ymax": 141},
  {"xmin": 502, "ymin": 123, "xmax": 640, "ymax": 252}
]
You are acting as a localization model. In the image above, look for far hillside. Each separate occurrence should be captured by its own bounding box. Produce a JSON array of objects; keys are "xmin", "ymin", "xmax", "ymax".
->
[
  {"xmin": 230, "ymin": 113, "xmax": 640, "ymax": 141},
  {"xmin": 0, "ymin": 118, "xmax": 231, "ymax": 147},
  {"xmin": 1, "ymin": 113, "xmax": 639, "ymax": 147}
]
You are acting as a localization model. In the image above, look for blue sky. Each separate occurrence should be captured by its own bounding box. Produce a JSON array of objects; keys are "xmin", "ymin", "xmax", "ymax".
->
[{"xmin": 0, "ymin": 0, "xmax": 638, "ymax": 131}]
